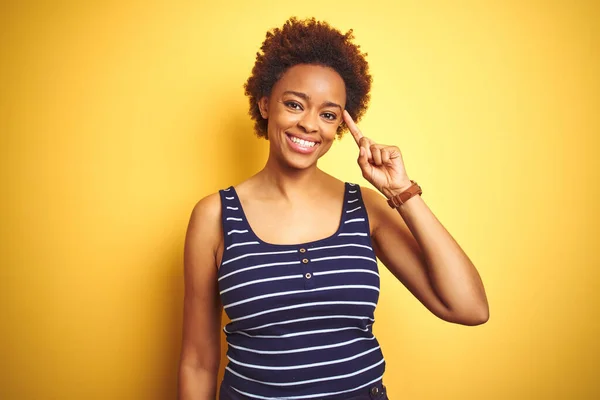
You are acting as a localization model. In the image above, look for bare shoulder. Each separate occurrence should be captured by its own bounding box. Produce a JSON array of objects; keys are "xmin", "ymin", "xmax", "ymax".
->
[
  {"xmin": 189, "ymin": 192, "xmax": 222, "ymax": 234},
  {"xmin": 358, "ymin": 185, "xmax": 386, "ymax": 208},
  {"xmin": 185, "ymin": 192, "xmax": 223, "ymax": 267}
]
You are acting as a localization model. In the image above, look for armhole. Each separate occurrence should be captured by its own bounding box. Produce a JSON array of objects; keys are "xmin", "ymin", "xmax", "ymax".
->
[
  {"xmin": 355, "ymin": 184, "xmax": 377, "ymax": 242},
  {"xmin": 217, "ymin": 189, "xmax": 232, "ymax": 264},
  {"xmin": 217, "ymin": 189, "xmax": 231, "ymax": 273},
  {"xmin": 357, "ymin": 186, "xmax": 381, "ymax": 267}
]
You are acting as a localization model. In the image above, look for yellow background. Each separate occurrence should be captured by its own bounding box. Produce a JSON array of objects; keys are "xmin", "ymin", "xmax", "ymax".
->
[{"xmin": 1, "ymin": 1, "xmax": 599, "ymax": 399}]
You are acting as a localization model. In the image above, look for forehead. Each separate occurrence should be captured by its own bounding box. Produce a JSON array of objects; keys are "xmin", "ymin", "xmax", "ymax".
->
[{"xmin": 272, "ymin": 64, "xmax": 346, "ymax": 104}]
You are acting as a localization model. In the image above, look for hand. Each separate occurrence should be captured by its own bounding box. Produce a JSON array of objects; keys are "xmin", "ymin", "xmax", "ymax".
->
[{"xmin": 343, "ymin": 110, "xmax": 413, "ymax": 199}]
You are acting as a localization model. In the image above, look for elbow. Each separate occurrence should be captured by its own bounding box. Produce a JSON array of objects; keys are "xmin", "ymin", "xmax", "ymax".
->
[
  {"xmin": 452, "ymin": 289, "xmax": 490, "ymax": 326},
  {"xmin": 465, "ymin": 307, "xmax": 489, "ymax": 326},
  {"xmin": 444, "ymin": 303, "xmax": 489, "ymax": 326},
  {"xmin": 458, "ymin": 304, "xmax": 490, "ymax": 326}
]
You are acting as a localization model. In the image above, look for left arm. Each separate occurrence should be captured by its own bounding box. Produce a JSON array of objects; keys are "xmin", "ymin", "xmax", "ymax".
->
[
  {"xmin": 363, "ymin": 186, "xmax": 489, "ymax": 325},
  {"xmin": 343, "ymin": 110, "xmax": 489, "ymax": 326}
]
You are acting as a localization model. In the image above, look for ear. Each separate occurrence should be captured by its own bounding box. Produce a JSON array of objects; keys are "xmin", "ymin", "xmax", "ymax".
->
[{"xmin": 258, "ymin": 97, "xmax": 269, "ymax": 119}]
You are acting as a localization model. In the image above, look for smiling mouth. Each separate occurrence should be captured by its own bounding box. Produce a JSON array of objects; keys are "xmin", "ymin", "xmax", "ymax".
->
[{"xmin": 286, "ymin": 133, "xmax": 320, "ymax": 148}]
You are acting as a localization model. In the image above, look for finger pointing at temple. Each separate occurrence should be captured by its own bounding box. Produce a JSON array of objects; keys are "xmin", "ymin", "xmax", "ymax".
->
[
  {"xmin": 343, "ymin": 110, "xmax": 364, "ymax": 146},
  {"xmin": 343, "ymin": 110, "xmax": 372, "ymax": 160}
]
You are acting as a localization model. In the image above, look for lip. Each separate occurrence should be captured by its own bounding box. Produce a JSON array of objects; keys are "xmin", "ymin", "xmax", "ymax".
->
[{"xmin": 285, "ymin": 133, "xmax": 320, "ymax": 154}]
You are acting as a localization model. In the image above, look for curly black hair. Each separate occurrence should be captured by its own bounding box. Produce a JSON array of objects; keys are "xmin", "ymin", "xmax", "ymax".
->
[{"xmin": 244, "ymin": 17, "xmax": 372, "ymax": 139}]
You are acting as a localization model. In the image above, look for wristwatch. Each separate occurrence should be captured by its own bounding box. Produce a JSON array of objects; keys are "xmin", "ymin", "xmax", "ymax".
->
[{"xmin": 387, "ymin": 180, "xmax": 422, "ymax": 208}]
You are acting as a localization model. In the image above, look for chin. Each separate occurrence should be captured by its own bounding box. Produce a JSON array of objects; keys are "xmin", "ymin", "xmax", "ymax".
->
[{"xmin": 282, "ymin": 154, "xmax": 319, "ymax": 170}]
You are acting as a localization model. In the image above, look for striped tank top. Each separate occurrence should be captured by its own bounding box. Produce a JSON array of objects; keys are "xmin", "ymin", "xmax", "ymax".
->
[{"xmin": 218, "ymin": 182, "xmax": 386, "ymax": 399}]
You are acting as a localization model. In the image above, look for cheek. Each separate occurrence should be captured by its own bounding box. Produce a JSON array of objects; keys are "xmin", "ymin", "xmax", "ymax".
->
[
  {"xmin": 267, "ymin": 114, "xmax": 296, "ymax": 139},
  {"xmin": 322, "ymin": 123, "xmax": 339, "ymax": 141},
  {"xmin": 271, "ymin": 109, "xmax": 301, "ymax": 127},
  {"xmin": 321, "ymin": 126, "xmax": 338, "ymax": 145}
]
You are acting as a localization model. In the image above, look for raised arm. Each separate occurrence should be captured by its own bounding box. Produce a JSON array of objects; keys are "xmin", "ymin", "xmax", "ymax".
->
[
  {"xmin": 178, "ymin": 193, "xmax": 223, "ymax": 399},
  {"xmin": 342, "ymin": 110, "xmax": 489, "ymax": 326},
  {"xmin": 363, "ymin": 188, "xmax": 489, "ymax": 325}
]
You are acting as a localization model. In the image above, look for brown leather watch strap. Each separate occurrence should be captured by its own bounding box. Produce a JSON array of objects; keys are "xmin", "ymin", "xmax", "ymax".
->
[{"xmin": 387, "ymin": 180, "xmax": 423, "ymax": 208}]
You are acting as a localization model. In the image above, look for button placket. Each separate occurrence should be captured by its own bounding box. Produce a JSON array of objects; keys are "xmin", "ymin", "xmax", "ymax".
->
[{"xmin": 299, "ymin": 248, "xmax": 315, "ymax": 289}]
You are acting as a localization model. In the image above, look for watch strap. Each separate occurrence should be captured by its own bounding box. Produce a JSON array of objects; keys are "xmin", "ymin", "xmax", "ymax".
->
[{"xmin": 387, "ymin": 180, "xmax": 422, "ymax": 208}]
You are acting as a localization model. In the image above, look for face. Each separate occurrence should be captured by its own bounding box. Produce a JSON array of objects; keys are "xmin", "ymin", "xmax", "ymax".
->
[{"xmin": 258, "ymin": 64, "xmax": 347, "ymax": 170}]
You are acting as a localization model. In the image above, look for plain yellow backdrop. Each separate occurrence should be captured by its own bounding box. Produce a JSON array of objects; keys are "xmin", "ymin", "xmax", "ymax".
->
[{"xmin": 1, "ymin": 1, "xmax": 599, "ymax": 399}]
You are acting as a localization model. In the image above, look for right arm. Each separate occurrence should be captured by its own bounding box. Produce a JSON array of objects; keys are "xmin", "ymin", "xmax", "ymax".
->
[{"xmin": 178, "ymin": 193, "xmax": 223, "ymax": 400}]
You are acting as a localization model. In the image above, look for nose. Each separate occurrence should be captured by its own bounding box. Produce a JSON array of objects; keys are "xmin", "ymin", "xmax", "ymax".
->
[{"xmin": 298, "ymin": 110, "xmax": 318, "ymax": 133}]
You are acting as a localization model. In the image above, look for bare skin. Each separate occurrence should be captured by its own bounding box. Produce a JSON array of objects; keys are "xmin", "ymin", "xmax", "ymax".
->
[{"xmin": 178, "ymin": 64, "xmax": 489, "ymax": 399}]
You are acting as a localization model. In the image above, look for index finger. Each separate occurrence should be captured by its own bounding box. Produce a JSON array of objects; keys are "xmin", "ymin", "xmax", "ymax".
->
[{"xmin": 343, "ymin": 110, "xmax": 364, "ymax": 147}]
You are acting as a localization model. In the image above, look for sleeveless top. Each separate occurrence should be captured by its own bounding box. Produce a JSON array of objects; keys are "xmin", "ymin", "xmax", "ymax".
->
[{"xmin": 218, "ymin": 182, "xmax": 386, "ymax": 399}]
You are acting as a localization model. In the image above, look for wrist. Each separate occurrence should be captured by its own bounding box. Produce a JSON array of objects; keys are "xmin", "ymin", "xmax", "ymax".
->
[
  {"xmin": 385, "ymin": 180, "xmax": 423, "ymax": 209},
  {"xmin": 382, "ymin": 180, "xmax": 413, "ymax": 199}
]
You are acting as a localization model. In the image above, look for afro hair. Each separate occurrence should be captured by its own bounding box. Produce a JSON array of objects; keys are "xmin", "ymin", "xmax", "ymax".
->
[{"xmin": 244, "ymin": 17, "xmax": 372, "ymax": 139}]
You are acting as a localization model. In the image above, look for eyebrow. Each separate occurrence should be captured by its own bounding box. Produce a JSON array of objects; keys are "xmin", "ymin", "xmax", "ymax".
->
[{"xmin": 282, "ymin": 90, "xmax": 342, "ymax": 111}]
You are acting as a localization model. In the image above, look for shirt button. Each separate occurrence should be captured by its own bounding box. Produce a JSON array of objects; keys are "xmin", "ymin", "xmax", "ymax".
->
[
  {"xmin": 302, "ymin": 258, "xmax": 309, "ymax": 264},
  {"xmin": 299, "ymin": 248, "xmax": 306, "ymax": 253},
  {"xmin": 305, "ymin": 273, "xmax": 312, "ymax": 279},
  {"xmin": 370, "ymin": 387, "xmax": 379, "ymax": 395}
]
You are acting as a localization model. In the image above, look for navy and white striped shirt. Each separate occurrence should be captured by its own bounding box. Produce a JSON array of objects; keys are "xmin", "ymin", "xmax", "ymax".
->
[{"xmin": 218, "ymin": 182, "xmax": 386, "ymax": 399}]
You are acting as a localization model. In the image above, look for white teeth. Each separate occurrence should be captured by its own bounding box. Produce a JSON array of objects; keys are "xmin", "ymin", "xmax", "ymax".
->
[{"xmin": 290, "ymin": 136, "xmax": 317, "ymax": 148}]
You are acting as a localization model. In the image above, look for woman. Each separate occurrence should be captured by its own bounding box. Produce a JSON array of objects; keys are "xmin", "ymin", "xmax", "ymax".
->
[{"xmin": 178, "ymin": 17, "xmax": 489, "ymax": 400}]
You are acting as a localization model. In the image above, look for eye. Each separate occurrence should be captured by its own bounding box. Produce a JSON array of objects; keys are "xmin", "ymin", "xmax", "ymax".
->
[
  {"xmin": 284, "ymin": 101, "xmax": 303, "ymax": 110},
  {"xmin": 321, "ymin": 112, "xmax": 337, "ymax": 121}
]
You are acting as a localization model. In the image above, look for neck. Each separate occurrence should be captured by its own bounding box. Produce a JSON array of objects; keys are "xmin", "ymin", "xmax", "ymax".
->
[{"xmin": 257, "ymin": 154, "xmax": 325, "ymax": 200}]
